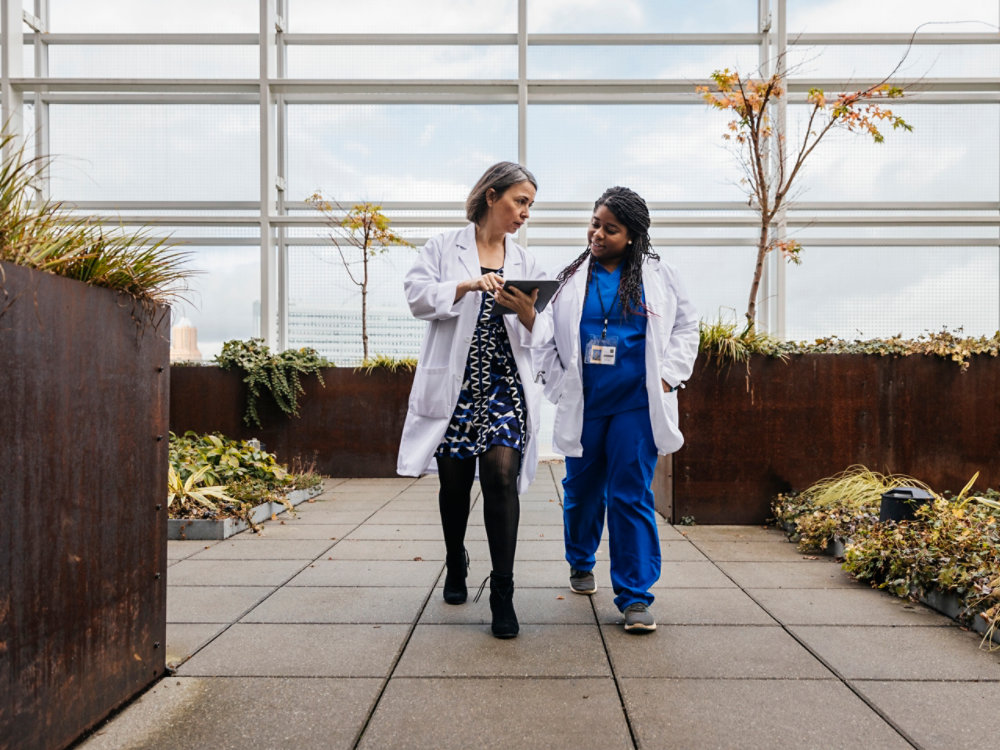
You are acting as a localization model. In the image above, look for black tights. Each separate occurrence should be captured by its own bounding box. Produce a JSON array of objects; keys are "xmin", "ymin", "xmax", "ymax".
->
[{"xmin": 436, "ymin": 445, "xmax": 521, "ymax": 577}]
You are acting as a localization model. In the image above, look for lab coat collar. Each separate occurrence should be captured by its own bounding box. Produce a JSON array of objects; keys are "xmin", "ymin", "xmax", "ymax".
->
[{"xmin": 454, "ymin": 222, "xmax": 524, "ymax": 279}]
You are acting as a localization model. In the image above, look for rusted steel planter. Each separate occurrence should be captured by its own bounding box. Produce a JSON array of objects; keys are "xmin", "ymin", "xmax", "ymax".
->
[
  {"xmin": 0, "ymin": 262, "xmax": 169, "ymax": 750},
  {"xmin": 673, "ymin": 353, "xmax": 1000, "ymax": 524},
  {"xmin": 170, "ymin": 366, "xmax": 413, "ymax": 477}
]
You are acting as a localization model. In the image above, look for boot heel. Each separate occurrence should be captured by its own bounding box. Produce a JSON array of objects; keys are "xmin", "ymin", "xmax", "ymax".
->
[
  {"xmin": 485, "ymin": 572, "xmax": 518, "ymax": 638},
  {"xmin": 443, "ymin": 548, "xmax": 469, "ymax": 605}
]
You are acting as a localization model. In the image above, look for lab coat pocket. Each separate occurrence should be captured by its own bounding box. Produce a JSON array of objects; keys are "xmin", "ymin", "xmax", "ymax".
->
[{"xmin": 409, "ymin": 365, "xmax": 456, "ymax": 418}]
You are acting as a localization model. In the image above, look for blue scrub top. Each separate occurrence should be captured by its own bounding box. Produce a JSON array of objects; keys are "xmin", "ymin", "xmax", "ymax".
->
[{"xmin": 580, "ymin": 263, "xmax": 648, "ymax": 417}]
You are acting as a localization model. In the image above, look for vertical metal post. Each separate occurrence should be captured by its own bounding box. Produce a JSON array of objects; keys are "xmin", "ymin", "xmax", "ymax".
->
[
  {"xmin": 1, "ymin": 0, "xmax": 24, "ymax": 158},
  {"xmin": 33, "ymin": 0, "xmax": 50, "ymax": 195},
  {"xmin": 275, "ymin": 0, "xmax": 288, "ymax": 351},
  {"xmin": 517, "ymin": 0, "xmax": 528, "ymax": 248},
  {"xmin": 259, "ymin": 0, "xmax": 279, "ymax": 348}
]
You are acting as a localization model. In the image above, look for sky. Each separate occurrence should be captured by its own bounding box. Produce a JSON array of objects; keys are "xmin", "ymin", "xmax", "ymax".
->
[{"xmin": 23, "ymin": 0, "xmax": 1000, "ymax": 359}]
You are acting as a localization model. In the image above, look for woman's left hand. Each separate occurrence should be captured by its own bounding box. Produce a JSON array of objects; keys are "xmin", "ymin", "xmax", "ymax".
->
[{"xmin": 495, "ymin": 284, "xmax": 539, "ymax": 331}]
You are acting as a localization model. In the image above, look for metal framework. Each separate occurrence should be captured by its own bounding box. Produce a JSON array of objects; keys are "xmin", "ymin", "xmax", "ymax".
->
[{"xmin": 2, "ymin": 0, "xmax": 999, "ymax": 343}]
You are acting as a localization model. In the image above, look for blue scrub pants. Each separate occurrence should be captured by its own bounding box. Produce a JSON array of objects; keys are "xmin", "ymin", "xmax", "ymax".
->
[{"xmin": 562, "ymin": 405, "xmax": 660, "ymax": 611}]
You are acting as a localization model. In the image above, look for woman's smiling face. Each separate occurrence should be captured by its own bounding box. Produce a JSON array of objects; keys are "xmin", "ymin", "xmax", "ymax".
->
[{"xmin": 587, "ymin": 204, "xmax": 630, "ymax": 271}]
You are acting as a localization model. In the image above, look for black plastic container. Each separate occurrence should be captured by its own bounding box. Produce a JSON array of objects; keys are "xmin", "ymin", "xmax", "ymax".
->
[{"xmin": 879, "ymin": 486, "xmax": 935, "ymax": 522}]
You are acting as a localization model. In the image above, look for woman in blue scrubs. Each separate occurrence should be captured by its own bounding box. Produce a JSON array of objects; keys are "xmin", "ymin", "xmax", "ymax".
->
[{"xmin": 538, "ymin": 187, "xmax": 698, "ymax": 633}]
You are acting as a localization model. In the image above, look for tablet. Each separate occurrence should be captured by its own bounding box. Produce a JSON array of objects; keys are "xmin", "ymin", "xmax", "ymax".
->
[{"xmin": 489, "ymin": 279, "xmax": 559, "ymax": 318}]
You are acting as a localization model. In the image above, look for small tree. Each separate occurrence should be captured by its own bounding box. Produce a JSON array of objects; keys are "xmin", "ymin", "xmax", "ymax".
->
[
  {"xmin": 697, "ymin": 64, "xmax": 912, "ymax": 328},
  {"xmin": 307, "ymin": 194, "xmax": 413, "ymax": 363}
]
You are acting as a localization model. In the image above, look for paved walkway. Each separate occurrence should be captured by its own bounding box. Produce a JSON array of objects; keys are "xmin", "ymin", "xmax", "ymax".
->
[{"xmin": 81, "ymin": 463, "xmax": 1000, "ymax": 750}]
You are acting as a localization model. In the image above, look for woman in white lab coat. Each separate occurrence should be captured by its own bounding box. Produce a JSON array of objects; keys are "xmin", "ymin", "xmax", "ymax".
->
[
  {"xmin": 535, "ymin": 186, "xmax": 698, "ymax": 634},
  {"xmin": 397, "ymin": 162, "xmax": 548, "ymax": 638}
]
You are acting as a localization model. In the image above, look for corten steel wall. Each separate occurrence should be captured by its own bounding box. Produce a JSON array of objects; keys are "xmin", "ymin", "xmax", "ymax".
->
[
  {"xmin": 0, "ymin": 262, "xmax": 169, "ymax": 750},
  {"xmin": 673, "ymin": 353, "xmax": 1000, "ymax": 524},
  {"xmin": 170, "ymin": 367, "xmax": 414, "ymax": 477}
]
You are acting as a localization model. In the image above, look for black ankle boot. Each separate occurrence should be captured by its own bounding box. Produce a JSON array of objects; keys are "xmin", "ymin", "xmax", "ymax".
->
[
  {"xmin": 443, "ymin": 548, "xmax": 469, "ymax": 605},
  {"xmin": 487, "ymin": 572, "xmax": 518, "ymax": 639}
]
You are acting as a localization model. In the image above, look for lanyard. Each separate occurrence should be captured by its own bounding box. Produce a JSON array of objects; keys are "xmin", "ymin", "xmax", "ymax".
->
[{"xmin": 591, "ymin": 272, "xmax": 620, "ymax": 339}]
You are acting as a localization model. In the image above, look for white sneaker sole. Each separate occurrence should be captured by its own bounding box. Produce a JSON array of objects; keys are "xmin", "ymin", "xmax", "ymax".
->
[
  {"xmin": 570, "ymin": 585, "xmax": 596, "ymax": 595},
  {"xmin": 624, "ymin": 620, "xmax": 657, "ymax": 633}
]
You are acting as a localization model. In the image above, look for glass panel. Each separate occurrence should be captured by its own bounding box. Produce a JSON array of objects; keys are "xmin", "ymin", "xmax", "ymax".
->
[
  {"xmin": 786, "ymin": 103, "xmax": 1000, "ymax": 202},
  {"xmin": 785, "ymin": 246, "xmax": 1000, "ymax": 340},
  {"xmin": 528, "ymin": 0, "xmax": 758, "ymax": 33},
  {"xmin": 787, "ymin": 0, "xmax": 999, "ymax": 34},
  {"xmin": 528, "ymin": 45, "xmax": 760, "ymax": 79},
  {"xmin": 170, "ymin": 247, "xmax": 262, "ymax": 361},
  {"xmin": 49, "ymin": 0, "xmax": 258, "ymax": 33},
  {"xmin": 286, "ymin": 45, "xmax": 516, "ymax": 79},
  {"xmin": 48, "ymin": 46, "xmax": 258, "ymax": 78},
  {"xmin": 47, "ymin": 105, "xmax": 259, "ymax": 202},
  {"xmin": 528, "ymin": 104, "xmax": 746, "ymax": 202},
  {"xmin": 289, "ymin": 0, "xmax": 517, "ymax": 33},
  {"xmin": 786, "ymin": 43, "xmax": 1000, "ymax": 79},
  {"xmin": 286, "ymin": 104, "xmax": 518, "ymax": 202}
]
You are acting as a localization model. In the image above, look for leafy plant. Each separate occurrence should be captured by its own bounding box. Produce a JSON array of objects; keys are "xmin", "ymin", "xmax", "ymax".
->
[
  {"xmin": 699, "ymin": 314, "xmax": 785, "ymax": 367},
  {"xmin": 306, "ymin": 194, "xmax": 413, "ymax": 362},
  {"xmin": 215, "ymin": 338, "xmax": 330, "ymax": 428},
  {"xmin": 168, "ymin": 431, "xmax": 324, "ymax": 532},
  {"xmin": 697, "ymin": 58, "xmax": 912, "ymax": 327},
  {"xmin": 0, "ymin": 130, "xmax": 191, "ymax": 307},
  {"xmin": 354, "ymin": 354, "xmax": 418, "ymax": 374}
]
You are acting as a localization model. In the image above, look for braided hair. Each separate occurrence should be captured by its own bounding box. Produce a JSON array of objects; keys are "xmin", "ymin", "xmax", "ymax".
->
[{"xmin": 556, "ymin": 186, "xmax": 659, "ymax": 316}]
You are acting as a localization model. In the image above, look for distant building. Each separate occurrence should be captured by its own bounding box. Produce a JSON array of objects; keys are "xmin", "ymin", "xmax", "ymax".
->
[
  {"xmin": 169, "ymin": 317, "xmax": 203, "ymax": 362},
  {"xmin": 287, "ymin": 305, "xmax": 424, "ymax": 364}
]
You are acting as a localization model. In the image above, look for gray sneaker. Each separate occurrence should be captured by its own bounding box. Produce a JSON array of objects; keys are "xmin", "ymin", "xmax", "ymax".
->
[
  {"xmin": 623, "ymin": 602, "xmax": 656, "ymax": 632},
  {"xmin": 569, "ymin": 568, "xmax": 596, "ymax": 595}
]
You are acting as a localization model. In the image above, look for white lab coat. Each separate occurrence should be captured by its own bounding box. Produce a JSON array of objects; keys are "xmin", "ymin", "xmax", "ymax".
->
[
  {"xmin": 534, "ymin": 256, "xmax": 699, "ymax": 457},
  {"xmin": 396, "ymin": 223, "xmax": 551, "ymax": 493}
]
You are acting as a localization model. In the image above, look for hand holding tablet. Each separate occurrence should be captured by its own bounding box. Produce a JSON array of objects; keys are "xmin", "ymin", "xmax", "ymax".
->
[{"xmin": 490, "ymin": 279, "xmax": 559, "ymax": 317}]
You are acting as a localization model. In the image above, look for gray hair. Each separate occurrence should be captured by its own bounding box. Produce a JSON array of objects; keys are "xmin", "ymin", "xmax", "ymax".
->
[{"xmin": 465, "ymin": 161, "xmax": 538, "ymax": 224}]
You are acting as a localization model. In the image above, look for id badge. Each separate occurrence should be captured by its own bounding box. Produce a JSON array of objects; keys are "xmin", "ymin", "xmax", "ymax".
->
[{"xmin": 585, "ymin": 335, "xmax": 618, "ymax": 365}]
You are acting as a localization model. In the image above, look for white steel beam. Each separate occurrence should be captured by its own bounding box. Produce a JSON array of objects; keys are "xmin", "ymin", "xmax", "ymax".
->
[
  {"xmin": 1, "ymin": 0, "xmax": 24, "ymax": 157},
  {"xmin": 259, "ymin": 0, "xmax": 279, "ymax": 347}
]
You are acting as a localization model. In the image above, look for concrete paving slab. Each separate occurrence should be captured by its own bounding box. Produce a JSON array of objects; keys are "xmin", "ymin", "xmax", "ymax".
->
[
  {"xmin": 242, "ymin": 586, "xmax": 429, "ymax": 624},
  {"xmin": 603, "ymin": 625, "xmax": 831, "ymax": 679},
  {"xmin": 166, "ymin": 559, "xmax": 306, "ymax": 587},
  {"xmin": 326, "ymin": 538, "xmax": 446, "ymax": 561},
  {"xmin": 676, "ymin": 525, "xmax": 785, "ymax": 542},
  {"xmin": 242, "ymin": 521, "xmax": 357, "ymax": 540},
  {"xmin": 188, "ymin": 538, "xmax": 335, "ymax": 560},
  {"xmin": 420, "ymin": 587, "xmax": 596, "ymax": 625},
  {"xmin": 166, "ymin": 540, "xmax": 215, "ymax": 561},
  {"xmin": 505, "ymin": 559, "xmax": 601, "ymax": 588},
  {"xmin": 79, "ymin": 676, "xmax": 383, "ymax": 750},
  {"xmin": 365, "ymin": 509, "xmax": 447, "ymax": 525},
  {"xmin": 517, "ymin": 524, "xmax": 566, "ymax": 540},
  {"xmin": 286, "ymin": 509, "xmax": 376, "ymax": 524},
  {"xmin": 286, "ymin": 558, "xmax": 442, "ymax": 587},
  {"xmin": 652, "ymin": 561, "xmax": 739, "ymax": 588},
  {"xmin": 691, "ymin": 540, "xmax": 818, "ymax": 562},
  {"xmin": 358, "ymin": 677, "xmax": 630, "ymax": 750},
  {"xmin": 657, "ymin": 524, "xmax": 688, "ymax": 541},
  {"xmin": 344, "ymin": 523, "xmax": 458, "ymax": 541},
  {"xmin": 593, "ymin": 588, "xmax": 776, "ymax": 626},
  {"xmin": 790, "ymin": 625, "xmax": 1000, "ymax": 680},
  {"xmin": 395, "ymin": 624, "xmax": 610, "ymax": 677},
  {"xmin": 164, "ymin": 623, "xmax": 227, "ymax": 669},
  {"xmin": 750, "ymin": 587, "xmax": 955, "ymax": 626},
  {"xmin": 167, "ymin": 586, "xmax": 274, "ymax": 624},
  {"xmin": 716, "ymin": 560, "xmax": 858, "ymax": 589},
  {"xmin": 379, "ymin": 497, "xmax": 440, "ymax": 511},
  {"xmin": 176, "ymin": 623, "xmax": 410, "ymax": 677},
  {"xmin": 620, "ymin": 678, "xmax": 910, "ymax": 750},
  {"xmin": 855, "ymin": 680, "xmax": 1000, "ymax": 749}
]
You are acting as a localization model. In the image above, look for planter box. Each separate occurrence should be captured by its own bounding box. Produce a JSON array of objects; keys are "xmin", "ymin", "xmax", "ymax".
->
[
  {"xmin": 920, "ymin": 588, "xmax": 1000, "ymax": 646},
  {"xmin": 0, "ymin": 262, "xmax": 168, "ymax": 750},
  {"xmin": 168, "ymin": 485, "xmax": 323, "ymax": 540},
  {"xmin": 170, "ymin": 366, "xmax": 413, "ymax": 478},
  {"xmin": 672, "ymin": 353, "xmax": 1000, "ymax": 524}
]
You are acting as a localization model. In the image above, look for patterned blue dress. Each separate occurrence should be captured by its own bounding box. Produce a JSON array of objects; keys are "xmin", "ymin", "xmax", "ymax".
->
[{"xmin": 435, "ymin": 267, "xmax": 527, "ymax": 459}]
